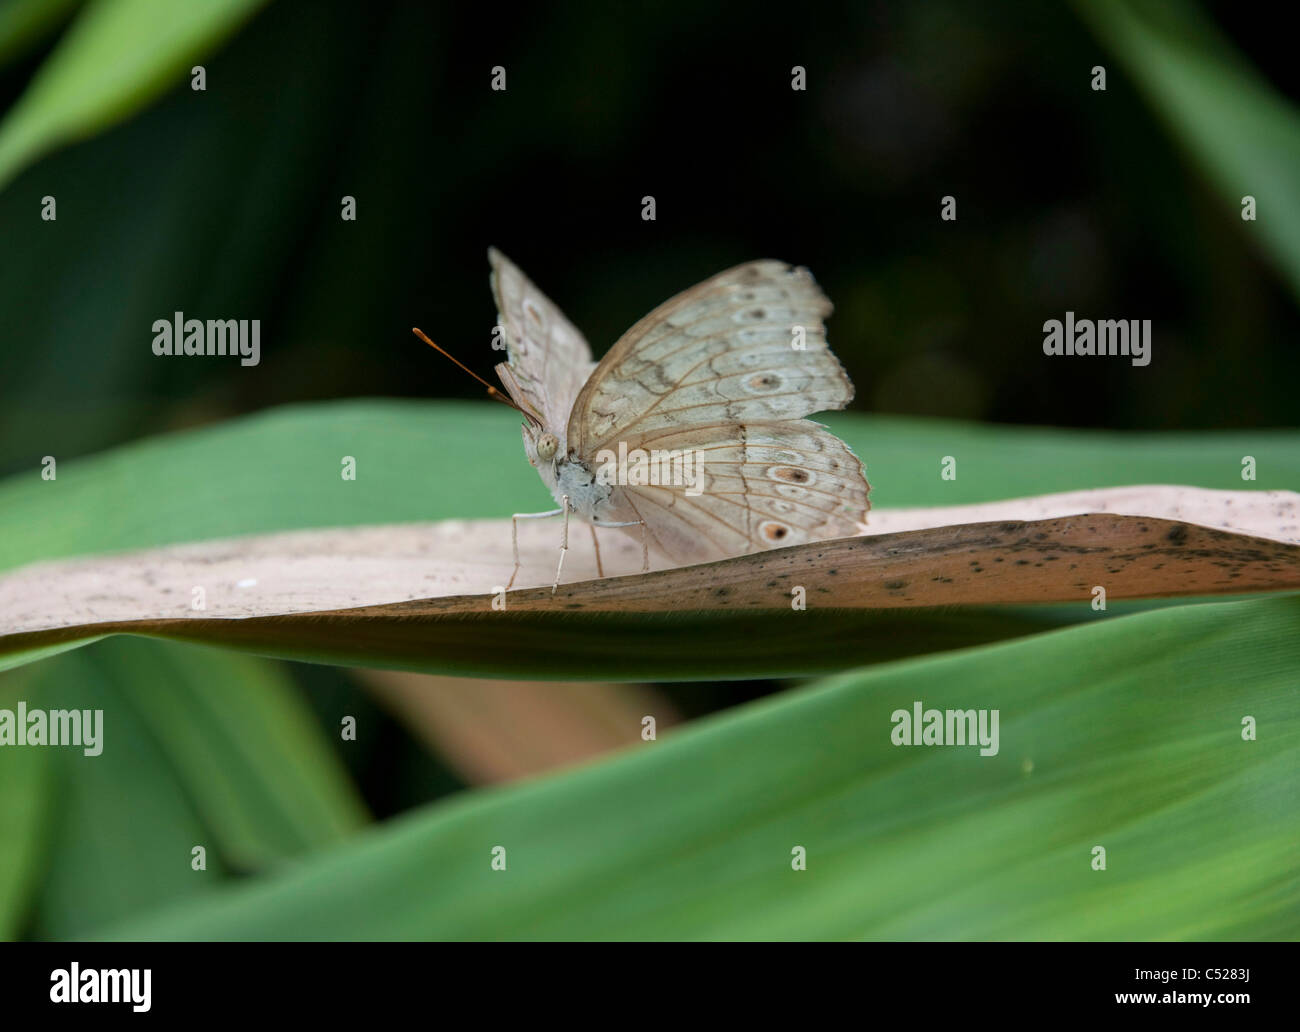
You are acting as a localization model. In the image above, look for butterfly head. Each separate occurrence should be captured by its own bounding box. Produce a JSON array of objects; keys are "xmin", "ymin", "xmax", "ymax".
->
[{"xmin": 521, "ymin": 422, "xmax": 564, "ymax": 478}]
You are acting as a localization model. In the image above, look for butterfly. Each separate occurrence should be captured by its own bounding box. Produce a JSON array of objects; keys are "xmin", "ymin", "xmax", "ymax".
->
[{"xmin": 419, "ymin": 249, "xmax": 870, "ymax": 591}]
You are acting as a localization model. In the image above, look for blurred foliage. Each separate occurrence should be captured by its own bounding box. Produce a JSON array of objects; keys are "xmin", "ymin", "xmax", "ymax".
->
[
  {"xmin": 0, "ymin": 0, "xmax": 1297, "ymax": 940},
  {"xmin": 0, "ymin": 637, "xmax": 366, "ymax": 938},
  {"xmin": 1, "ymin": 0, "xmax": 1298, "ymax": 482},
  {"xmin": 1078, "ymin": 0, "xmax": 1300, "ymax": 299},
  {"xmin": 0, "ymin": 0, "xmax": 80, "ymax": 66},
  {"xmin": 0, "ymin": 0, "xmax": 266, "ymax": 188}
]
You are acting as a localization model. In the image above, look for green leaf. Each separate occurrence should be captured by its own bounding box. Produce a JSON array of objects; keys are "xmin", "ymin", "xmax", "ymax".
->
[
  {"xmin": 26, "ymin": 649, "xmax": 223, "ymax": 939},
  {"xmin": 93, "ymin": 637, "xmax": 368, "ymax": 869},
  {"xmin": 13, "ymin": 636, "xmax": 364, "ymax": 937},
  {"xmin": 0, "ymin": 402, "xmax": 529, "ymax": 574},
  {"xmin": 99, "ymin": 593, "xmax": 1300, "ymax": 940},
  {"xmin": 0, "ymin": 0, "xmax": 82, "ymax": 66},
  {"xmin": 1077, "ymin": 0, "xmax": 1300, "ymax": 299},
  {"xmin": 0, "ymin": 0, "xmax": 268, "ymax": 191},
  {"xmin": 0, "ymin": 688, "xmax": 51, "ymax": 939},
  {"xmin": 0, "ymin": 635, "xmax": 105, "ymax": 675},
  {"xmin": 3, "ymin": 400, "xmax": 1297, "ymax": 574}
]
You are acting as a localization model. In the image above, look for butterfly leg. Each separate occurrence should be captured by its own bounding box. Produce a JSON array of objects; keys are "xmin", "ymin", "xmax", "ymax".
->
[
  {"xmin": 508, "ymin": 507, "xmax": 564, "ymax": 590},
  {"xmin": 588, "ymin": 522, "xmax": 604, "ymax": 579},
  {"xmin": 551, "ymin": 495, "xmax": 571, "ymax": 594},
  {"xmin": 592, "ymin": 518, "xmax": 650, "ymax": 574}
]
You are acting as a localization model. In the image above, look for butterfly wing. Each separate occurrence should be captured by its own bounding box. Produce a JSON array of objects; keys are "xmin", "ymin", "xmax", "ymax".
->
[
  {"xmin": 569, "ymin": 260, "xmax": 870, "ymax": 560},
  {"xmin": 597, "ymin": 419, "xmax": 870, "ymax": 563},
  {"xmin": 569, "ymin": 260, "xmax": 851, "ymax": 452},
  {"xmin": 490, "ymin": 247, "xmax": 597, "ymax": 450}
]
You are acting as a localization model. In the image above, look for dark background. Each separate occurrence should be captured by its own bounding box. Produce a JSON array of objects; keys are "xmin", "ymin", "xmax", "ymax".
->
[{"xmin": 1, "ymin": 0, "xmax": 1297, "ymax": 486}]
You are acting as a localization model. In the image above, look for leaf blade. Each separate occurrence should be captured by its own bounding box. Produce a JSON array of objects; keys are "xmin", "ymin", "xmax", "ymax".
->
[
  {"xmin": 0, "ymin": 0, "xmax": 268, "ymax": 191},
  {"xmin": 96, "ymin": 593, "xmax": 1300, "ymax": 941}
]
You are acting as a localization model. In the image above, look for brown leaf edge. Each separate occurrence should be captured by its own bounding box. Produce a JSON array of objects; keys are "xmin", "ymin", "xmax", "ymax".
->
[{"xmin": 3, "ymin": 514, "xmax": 1298, "ymax": 681}]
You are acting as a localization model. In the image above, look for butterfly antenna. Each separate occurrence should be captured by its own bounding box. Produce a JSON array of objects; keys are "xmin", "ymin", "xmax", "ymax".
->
[{"xmin": 411, "ymin": 327, "xmax": 541, "ymax": 426}]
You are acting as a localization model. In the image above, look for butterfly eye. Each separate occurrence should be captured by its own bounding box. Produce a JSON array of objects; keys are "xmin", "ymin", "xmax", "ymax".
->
[{"xmin": 536, "ymin": 433, "xmax": 559, "ymax": 461}]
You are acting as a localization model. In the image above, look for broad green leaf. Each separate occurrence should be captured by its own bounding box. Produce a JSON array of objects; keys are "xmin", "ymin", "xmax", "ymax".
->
[
  {"xmin": 0, "ymin": 402, "xmax": 526, "ymax": 574},
  {"xmin": 25, "ymin": 651, "xmax": 224, "ymax": 939},
  {"xmin": 3, "ymin": 401, "xmax": 1296, "ymax": 575},
  {"xmin": 99, "ymin": 593, "xmax": 1300, "ymax": 941},
  {"xmin": 0, "ymin": 0, "xmax": 268, "ymax": 191},
  {"xmin": 1077, "ymin": 0, "xmax": 1300, "ymax": 299},
  {"xmin": 18, "ymin": 635, "xmax": 365, "ymax": 937},
  {"xmin": 93, "ymin": 637, "xmax": 368, "ymax": 869}
]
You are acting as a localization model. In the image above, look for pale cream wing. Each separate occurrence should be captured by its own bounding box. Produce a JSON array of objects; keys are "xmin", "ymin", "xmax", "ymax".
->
[
  {"xmin": 568, "ymin": 260, "xmax": 851, "ymax": 457},
  {"xmin": 598, "ymin": 420, "xmax": 870, "ymax": 564},
  {"xmin": 489, "ymin": 247, "xmax": 597, "ymax": 445}
]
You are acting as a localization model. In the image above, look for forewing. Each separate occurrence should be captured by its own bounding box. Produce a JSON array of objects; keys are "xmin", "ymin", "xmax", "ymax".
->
[
  {"xmin": 598, "ymin": 420, "xmax": 870, "ymax": 564},
  {"xmin": 489, "ymin": 247, "xmax": 597, "ymax": 444},
  {"xmin": 568, "ymin": 260, "xmax": 851, "ymax": 457}
]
